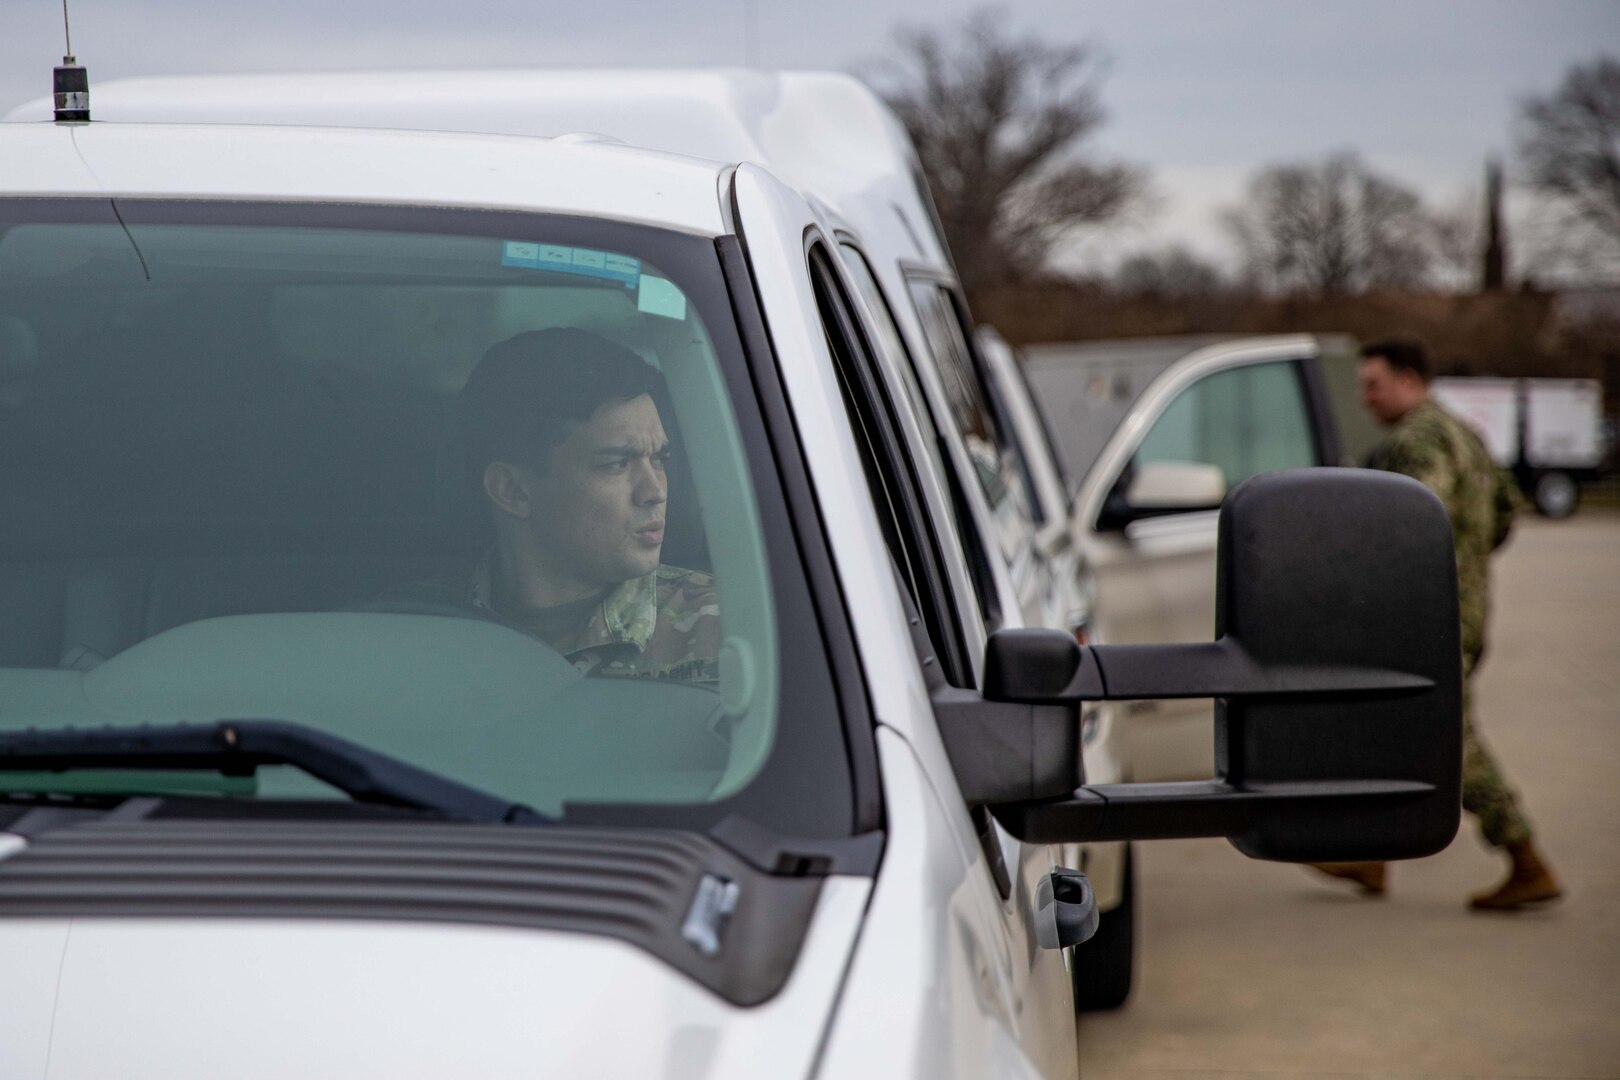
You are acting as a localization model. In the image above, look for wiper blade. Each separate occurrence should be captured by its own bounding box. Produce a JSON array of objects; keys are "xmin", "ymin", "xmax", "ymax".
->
[{"xmin": 0, "ymin": 721, "xmax": 548, "ymax": 825}]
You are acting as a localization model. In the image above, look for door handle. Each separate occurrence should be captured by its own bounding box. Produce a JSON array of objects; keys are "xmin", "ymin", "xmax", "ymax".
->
[{"xmin": 1036, "ymin": 867, "xmax": 1098, "ymax": 949}]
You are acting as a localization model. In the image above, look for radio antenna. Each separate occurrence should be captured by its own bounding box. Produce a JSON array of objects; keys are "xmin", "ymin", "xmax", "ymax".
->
[{"xmin": 54, "ymin": 0, "xmax": 90, "ymax": 122}]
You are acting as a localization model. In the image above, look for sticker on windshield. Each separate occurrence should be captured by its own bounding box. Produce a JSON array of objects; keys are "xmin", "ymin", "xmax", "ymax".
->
[
  {"xmin": 502, "ymin": 241, "xmax": 641, "ymax": 287},
  {"xmin": 637, "ymin": 275, "xmax": 687, "ymax": 321}
]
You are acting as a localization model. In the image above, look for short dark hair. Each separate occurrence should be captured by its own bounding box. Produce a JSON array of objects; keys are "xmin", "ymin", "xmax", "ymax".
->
[
  {"xmin": 1360, "ymin": 339, "xmax": 1430, "ymax": 383},
  {"xmin": 458, "ymin": 327, "xmax": 665, "ymax": 476}
]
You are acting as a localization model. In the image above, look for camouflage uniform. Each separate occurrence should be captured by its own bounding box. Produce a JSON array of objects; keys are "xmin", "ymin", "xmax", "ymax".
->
[
  {"xmin": 1368, "ymin": 399, "xmax": 1532, "ymax": 848},
  {"xmin": 394, "ymin": 556, "xmax": 722, "ymax": 685}
]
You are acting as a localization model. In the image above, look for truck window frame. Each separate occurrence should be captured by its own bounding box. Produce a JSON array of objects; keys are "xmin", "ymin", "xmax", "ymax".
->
[{"xmin": 805, "ymin": 239, "xmax": 975, "ymax": 689}]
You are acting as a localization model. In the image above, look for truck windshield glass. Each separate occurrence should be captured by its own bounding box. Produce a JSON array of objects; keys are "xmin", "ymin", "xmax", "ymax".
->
[{"xmin": 0, "ymin": 200, "xmax": 852, "ymax": 838}]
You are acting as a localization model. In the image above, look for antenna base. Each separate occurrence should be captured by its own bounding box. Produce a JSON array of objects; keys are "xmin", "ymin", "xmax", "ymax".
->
[{"xmin": 54, "ymin": 60, "xmax": 90, "ymax": 123}]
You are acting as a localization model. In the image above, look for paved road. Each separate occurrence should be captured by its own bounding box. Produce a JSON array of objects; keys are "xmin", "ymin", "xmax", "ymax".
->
[{"xmin": 1077, "ymin": 512, "xmax": 1620, "ymax": 1080}]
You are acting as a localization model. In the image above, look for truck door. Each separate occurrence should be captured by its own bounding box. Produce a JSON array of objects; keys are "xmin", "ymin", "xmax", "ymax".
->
[
  {"xmin": 1084, "ymin": 345, "xmax": 1335, "ymax": 781},
  {"xmin": 810, "ymin": 234, "xmax": 1079, "ymax": 1073}
]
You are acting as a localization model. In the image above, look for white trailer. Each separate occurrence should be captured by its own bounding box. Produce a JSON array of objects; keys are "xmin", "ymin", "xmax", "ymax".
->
[
  {"xmin": 1430, "ymin": 378, "xmax": 1519, "ymax": 465},
  {"xmin": 1431, "ymin": 377, "xmax": 1608, "ymax": 518}
]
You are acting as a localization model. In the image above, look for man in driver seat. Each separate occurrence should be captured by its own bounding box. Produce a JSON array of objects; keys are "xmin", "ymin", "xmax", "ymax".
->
[{"xmin": 410, "ymin": 327, "xmax": 720, "ymax": 684}]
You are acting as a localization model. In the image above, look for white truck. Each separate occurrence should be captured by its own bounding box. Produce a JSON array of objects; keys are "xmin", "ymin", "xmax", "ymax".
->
[
  {"xmin": 33, "ymin": 65, "xmax": 1140, "ymax": 1011},
  {"xmin": 0, "ymin": 70, "xmax": 1463, "ymax": 1079},
  {"xmin": 1431, "ymin": 376, "xmax": 1608, "ymax": 518}
]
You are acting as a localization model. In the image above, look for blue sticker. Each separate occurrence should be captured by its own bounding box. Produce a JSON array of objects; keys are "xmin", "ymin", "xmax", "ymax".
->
[
  {"xmin": 503, "ymin": 240, "xmax": 640, "ymax": 286},
  {"xmin": 501, "ymin": 241, "xmax": 541, "ymax": 268},
  {"xmin": 637, "ymin": 275, "xmax": 688, "ymax": 321}
]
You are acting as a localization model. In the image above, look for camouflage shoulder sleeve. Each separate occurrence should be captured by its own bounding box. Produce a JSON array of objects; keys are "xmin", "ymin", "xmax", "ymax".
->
[
  {"xmin": 1443, "ymin": 408, "xmax": 1517, "ymax": 551},
  {"xmin": 654, "ymin": 565, "xmax": 722, "ymax": 652},
  {"xmin": 1374, "ymin": 410, "xmax": 1462, "ymax": 518}
]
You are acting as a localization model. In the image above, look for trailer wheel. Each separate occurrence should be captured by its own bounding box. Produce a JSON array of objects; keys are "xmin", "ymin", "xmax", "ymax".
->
[{"xmin": 1533, "ymin": 471, "xmax": 1578, "ymax": 518}]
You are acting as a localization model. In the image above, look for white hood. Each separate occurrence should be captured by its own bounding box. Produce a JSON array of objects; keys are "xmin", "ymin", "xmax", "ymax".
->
[{"xmin": 0, "ymin": 878, "xmax": 869, "ymax": 1080}]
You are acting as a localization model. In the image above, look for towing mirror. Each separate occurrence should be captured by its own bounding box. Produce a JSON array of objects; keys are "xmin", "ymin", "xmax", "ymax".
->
[{"xmin": 939, "ymin": 468, "xmax": 1462, "ymax": 863}]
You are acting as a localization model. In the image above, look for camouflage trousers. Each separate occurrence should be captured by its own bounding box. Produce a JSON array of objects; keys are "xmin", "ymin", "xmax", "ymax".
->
[{"xmin": 1462, "ymin": 676, "xmax": 1534, "ymax": 849}]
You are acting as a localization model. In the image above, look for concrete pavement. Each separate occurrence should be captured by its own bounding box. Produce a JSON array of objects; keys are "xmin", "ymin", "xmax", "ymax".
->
[{"xmin": 1077, "ymin": 511, "xmax": 1620, "ymax": 1080}]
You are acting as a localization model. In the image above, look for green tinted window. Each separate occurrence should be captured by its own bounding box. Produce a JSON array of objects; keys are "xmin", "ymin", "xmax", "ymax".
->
[
  {"xmin": 1135, "ymin": 361, "xmax": 1316, "ymax": 489},
  {"xmin": 0, "ymin": 201, "xmax": 843, "ymax": 830}
]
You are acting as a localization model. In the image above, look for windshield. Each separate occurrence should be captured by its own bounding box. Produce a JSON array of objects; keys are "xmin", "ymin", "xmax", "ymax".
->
[{"xmin": 0, "ymin": 199, "xmax": 853, "ymax": 838}]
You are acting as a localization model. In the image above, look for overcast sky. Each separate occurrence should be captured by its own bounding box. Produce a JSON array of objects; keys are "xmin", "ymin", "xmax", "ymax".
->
[{"xmin": 3, "ymin": 0, "xmax": 1616, "ymax": 268}]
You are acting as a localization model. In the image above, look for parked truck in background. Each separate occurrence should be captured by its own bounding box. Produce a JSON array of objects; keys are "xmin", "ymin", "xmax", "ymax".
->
[{"xmin": 1431, "ymin": 376, "xmax": 1609, "ymax": 518}]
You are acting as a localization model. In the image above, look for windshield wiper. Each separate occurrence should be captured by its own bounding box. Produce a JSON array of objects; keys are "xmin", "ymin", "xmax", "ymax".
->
[{"xmin": 0, "ymin": 721, "xmax": 548, "ymax": 824}]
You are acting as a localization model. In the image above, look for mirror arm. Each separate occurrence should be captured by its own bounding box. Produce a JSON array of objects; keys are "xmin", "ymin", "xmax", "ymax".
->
[
  {"xmin": 1078, "ymin": 640, "xmax": 1436, "ymax": 700},
  {"xmin": 973, "ymin": 630, "xmax": 1450, "ymax": 849},
  {"xmin": 932, "ymin": 687, "xmax": 1080, "ymax": 806},
  {"xmin": 992, "ymin": 778, "xmax": 1438, "ymax": 845}
]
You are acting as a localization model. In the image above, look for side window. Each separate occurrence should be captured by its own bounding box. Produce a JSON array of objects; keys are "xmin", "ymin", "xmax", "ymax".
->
[
  {"xmin": 844, "ymin": 248, "xmax": 1001, "ymax": 637},
  {"xmin": 808, "ymin": 245, "xmax": 972, "ymax": 687},
  {"xmin": 838, "ymin": 247, "xmax": 953, "ymax": 511},
  {"xmin": 1011, "ymin": 357, "xmax": 1079, "ymax": 518},
  {"xmin": 1134, "ymin": 360, "xmax": 1318, "ymax": 491},
  {"xmin": 906, "ymin": 281, "xmax": 1035, "ymax": 522}
]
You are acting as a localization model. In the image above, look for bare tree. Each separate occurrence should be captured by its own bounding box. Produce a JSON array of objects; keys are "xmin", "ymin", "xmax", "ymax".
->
[
  {"xmin": 1518, "ymin": 56, "xmax": 1620, "ymax": 240},
  {"xmin": 1512, "ymin": 197, "xmax": 1620, "ymax": 286},
  {"xmin": 1113, "ymin": 246, "xmax": 1229, "ymax": 298},
  {"xmin": 1222, "ymin": 151, "xmax": 1434, "ymax": 295},
  {"xmin": 1516, "ymin": 56, "xmax": 1620, "ymax": 282},
  {"xmin": 868, "ymin": 9, "xmax": 1145, "ymax": 295}
]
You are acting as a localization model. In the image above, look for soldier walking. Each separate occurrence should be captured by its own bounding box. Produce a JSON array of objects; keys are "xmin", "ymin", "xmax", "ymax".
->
[{"xmin": 1312, "ymin": 340, "xmax": 1562, "ymax": 910}]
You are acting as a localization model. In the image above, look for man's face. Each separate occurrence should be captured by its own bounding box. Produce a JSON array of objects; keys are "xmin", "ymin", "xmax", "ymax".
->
[
  {"xmin": 519, "ymin": 393, "xmax": 670, "ymax": 591},
  {"xmin": 1358, "ymin": 356, "xmax": 1424, "ymax": 427}
]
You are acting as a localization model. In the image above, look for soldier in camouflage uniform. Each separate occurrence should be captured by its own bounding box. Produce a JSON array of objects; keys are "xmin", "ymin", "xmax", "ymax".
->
[
  {"xmin": 392, "ymin": 327, "xmax": 719, "ymax": 685},
  {"xmin": 1311, "ymin": 340, "xmax": 1561, "ymax": 909}
]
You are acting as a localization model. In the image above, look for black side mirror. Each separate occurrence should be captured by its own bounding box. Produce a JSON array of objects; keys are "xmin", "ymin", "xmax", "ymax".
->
[
  {"xmin": 1097, "ymin": 459, "xmax": 1227, "ymax": 530},
  {"xmin": 939, "ymin": 468, "xmax": 1462, "ymax": 863}
]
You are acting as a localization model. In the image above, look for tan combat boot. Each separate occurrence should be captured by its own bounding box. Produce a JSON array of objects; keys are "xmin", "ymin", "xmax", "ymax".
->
[
  {"xmin": 1307, "ymin": 861, "xmax": 1387, "ymax": 895},
  {"xmin": 1470, "ymin": 841, "xmax": 1562, "ymax": 910}
]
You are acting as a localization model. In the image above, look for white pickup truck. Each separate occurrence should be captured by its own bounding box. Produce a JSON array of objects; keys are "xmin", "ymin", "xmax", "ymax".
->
[
  {"xmin": 34, "ymin": 65, "xmax": 1139, "ymax": 1011},
  {"xmin": 0, "ymin": 73, "xmax": 1462, "ymax": 1079}
]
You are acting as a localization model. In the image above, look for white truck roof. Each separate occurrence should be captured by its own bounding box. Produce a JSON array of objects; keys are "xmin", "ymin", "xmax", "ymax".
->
[
  {"xmin": 4, "ymin": 69, "xmax": 945, "ymax": 264},
  {"xmin": 0, "ymin": 120, "xmax": 729, "ymax": 234}
]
